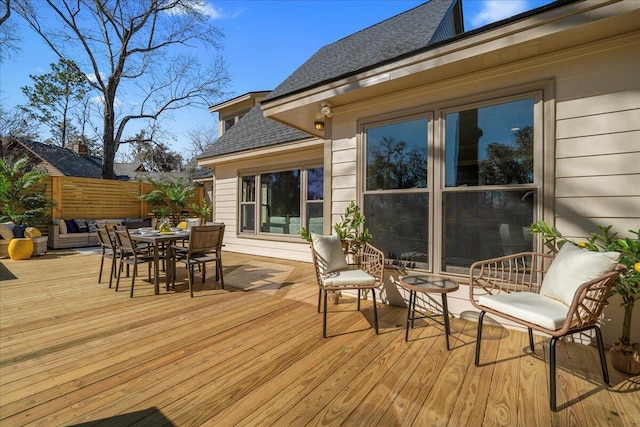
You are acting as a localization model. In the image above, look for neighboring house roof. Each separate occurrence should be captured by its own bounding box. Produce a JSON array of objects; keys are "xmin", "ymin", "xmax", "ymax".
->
[
  {"xmin": 264, "ymin": 0, "xmax": 462, "ymax": 102},
  {"xmin": 114, "ymin": 162, "xmax": 146, "ymax": 177},
  {"xmin": 18, "ymin": 139, "xmax": 105, "ymax": 179},
  {"xmin": 199, "ymin": 104, "xmax": 313, "ymax": 158},
  {"xmin": 192, "ymin": 167, "xmax": 213, "ymax": 181}
]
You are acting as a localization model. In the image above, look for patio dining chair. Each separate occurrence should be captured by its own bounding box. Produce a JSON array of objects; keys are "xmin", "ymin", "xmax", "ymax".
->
[
  {"xmin": 171, "ymin": 224, "xmax": 225, "ymax": 297},
  {"xmin": 310, "ymin": 233, "xmax": 385, "ymax": 338},
  {"xmin": 113, "ymin": 225, "xmax": 156, "ymax": 298},
  {"xmin": 96, "ymin": 223, "xmax": 119, "ymax": 288},
  {"xmin": 469, "ymin": 243, "xmax": 624, "ymax": 411}
]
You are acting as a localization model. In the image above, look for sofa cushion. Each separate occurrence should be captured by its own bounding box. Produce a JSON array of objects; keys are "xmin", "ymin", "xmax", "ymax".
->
[
  {"xmin": 13, "ymin": 225, "xmax": 26, "ymax": 238},
  {"xmin": 55, "ymin": 219, "xmax": 68, "ymax": 234},
  {"xmin": 74, "ymin": 219, "xmax": 89, "ymax": 233},
  {"xmin": 0, "ymin": 222, "xmax": 15, "ymax": 240},
  {"xmin": 65, "ymin": 219, "xmax": 79, "ymax": 233},
  {"xmin": 87, "ymin": 220, "xmax": 98, "ymax": 232}
]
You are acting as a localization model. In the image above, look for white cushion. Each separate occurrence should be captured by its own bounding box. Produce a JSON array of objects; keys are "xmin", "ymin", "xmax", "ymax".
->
[
  {"xmin": 56, "ymin": 219, "xmax": 67, "ymax": 235},
  {"xmin": 540, "ymin": 243, "xmax": 619, "ymax": 306},
  {"xmin": 0, "ymin": 222, "xmax": 15, "ymax": 240},
  {"xmin": 322, "ymin": 268, "xmax": 377, "ymax": 288},
  {"xmin": 479, "ymin": 292, "xmax": 569, "ymax": 330},
  {"xmin": 311, "ymin": 233, "xmax": 348, "ymax": 274}
]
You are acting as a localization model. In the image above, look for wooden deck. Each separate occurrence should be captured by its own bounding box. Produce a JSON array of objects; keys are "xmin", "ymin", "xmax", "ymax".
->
[{"xmin": 1, "ymin": 249, "xmax": 638, "ymax": 426}]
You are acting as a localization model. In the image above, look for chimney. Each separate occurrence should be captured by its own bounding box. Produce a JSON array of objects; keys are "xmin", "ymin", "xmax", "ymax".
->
[{"xmin": 73, "ymin": 142, "xmax": 88, "ymax": 156}]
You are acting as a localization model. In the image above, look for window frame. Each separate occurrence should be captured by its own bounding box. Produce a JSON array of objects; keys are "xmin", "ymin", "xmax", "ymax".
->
[
  {"xmin": 238, "ymin": 164, "xmax": 324, "ymax": 239},
  {"xmin": 358, "ymin": 83, "xmax": 550, "ymax": 276}
]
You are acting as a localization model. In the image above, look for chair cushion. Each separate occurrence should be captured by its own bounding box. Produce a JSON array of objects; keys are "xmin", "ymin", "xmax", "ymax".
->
[
  {"xmin": 311, "ymin": 233, "xmax": 348, "ymax": 274},
  {"xmin": 322, "ymin": 268, "xmax": 377, "ymax": 288},
  {"xmin": 540, "ymin": 243, "xmax": 620, "ymax": 306},
  {"xmin": 478, "ymin": 292, "xmax": 569, "ymax": 331}
]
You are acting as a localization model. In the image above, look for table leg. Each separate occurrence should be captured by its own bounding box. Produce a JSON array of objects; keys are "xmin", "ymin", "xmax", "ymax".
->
[
  {"xmin": 153, "ymin": 241, "xmax": 160, "ymax": 295},
  {"xmin": 442, "ymin": 293, "xmax": 451, "ymax": 350},
  {"xmin": 405, "ymin": 290, "xmax": 415, "ymax": 342}
]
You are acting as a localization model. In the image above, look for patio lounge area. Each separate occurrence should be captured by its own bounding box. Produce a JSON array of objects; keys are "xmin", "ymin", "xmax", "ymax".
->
[{"xmin": 1, "ymin": 249, "xmax": 638, "ymax": 426}]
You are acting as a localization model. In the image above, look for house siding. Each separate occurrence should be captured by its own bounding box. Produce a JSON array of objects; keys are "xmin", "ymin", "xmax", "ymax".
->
[{"xmin": 210, "ymin": 146, "xmax": 324, "ymax": 262}]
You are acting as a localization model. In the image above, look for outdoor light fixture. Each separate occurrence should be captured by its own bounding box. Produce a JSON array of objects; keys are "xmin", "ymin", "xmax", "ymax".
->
[
  {"xmin": 319, "ymin": 103, "xmax": 332, "ymax": 117},
  {"xmin": 314, "ymin": 120, "xmax": 325, "ymax": 131}
]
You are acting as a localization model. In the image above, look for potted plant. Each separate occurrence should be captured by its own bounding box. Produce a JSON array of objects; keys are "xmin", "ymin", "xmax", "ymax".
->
[
  {"xmin": 139, "ymin": 177, "xmax": 194, "ymax": 227},
  {"xmin": 189, "ymin": 201, "xmax": 213, "ymax": 225},
  {"xmin": 529, "ymin": 221, "xmax": 640, "ymax": 374},
  {"xmin": 0, "ymin": 156, "xmax": 55, "ymax": 228},
  {"xmin": 301, "ymin": 201, "xmax": 372, "ymax": 304}
]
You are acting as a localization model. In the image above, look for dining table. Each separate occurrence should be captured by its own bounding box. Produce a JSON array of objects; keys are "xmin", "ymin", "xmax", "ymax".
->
[{"xmin": 130, "ymin": 230, "xmax": 190, "ymax": 295}]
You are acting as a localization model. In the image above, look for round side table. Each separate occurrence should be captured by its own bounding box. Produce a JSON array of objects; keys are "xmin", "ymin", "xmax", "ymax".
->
[{"xmin": 398, "ymin": 275, "xmax": 459, "ymax": 350}]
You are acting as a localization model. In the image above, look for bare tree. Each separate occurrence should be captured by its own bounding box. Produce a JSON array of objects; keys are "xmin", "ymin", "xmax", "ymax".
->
[
  {"xmin": 185, "ymin": 123, "xmax": 217, "ymax": 168},
  {"xmin": 13, "ymin": 0, "xmax": 229, "ymax": 179},
  {"xmin": 0, "ymin": 0, "xmax": 21, "ymax": 61}
]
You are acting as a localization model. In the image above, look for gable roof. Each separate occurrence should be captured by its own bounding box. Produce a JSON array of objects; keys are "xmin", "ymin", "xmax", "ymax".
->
[
  {"xmin": 264, "ymin": 0, "xmax": 461, "ymax": 103},
  {"xmin": 199, "ymin": 104, "xmax": 313, "ymax": 158},
  {"xmin": 19, "ymin": 139, "xmax": 105, "ymax": 179}
]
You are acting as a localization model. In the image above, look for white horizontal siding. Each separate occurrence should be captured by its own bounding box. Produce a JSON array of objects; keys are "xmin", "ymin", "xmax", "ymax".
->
[
  {"xmin": 556, "ymin": 131, "xmax": 640, "ymax": 158},
  {"xmin": 555, "ymin": 152, "xmax": 640, "ymax": 178}
]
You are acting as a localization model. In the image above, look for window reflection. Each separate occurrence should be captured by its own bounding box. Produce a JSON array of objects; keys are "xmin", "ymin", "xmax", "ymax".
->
[
  {"xmin": 445, "ymin": 98, "xmax": 534, "ymax": 187},
  {"xmin": 366, "ymin": 118, "xmax": 428, "ymax": 190}
]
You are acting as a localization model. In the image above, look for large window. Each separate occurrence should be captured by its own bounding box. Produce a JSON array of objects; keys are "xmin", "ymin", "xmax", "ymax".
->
[
  {"xmin": 364, "ymin": 118, "xmax": 429, "ymax": 269},
  {"xmin": 240, "ymin": 166, "xmax": 323, "ymax": 237},
  {"xmin": 363, "ymin": 93, "xmax": 540, "ymax": 274},
  {"xmin": 443, "ymin": 97, "xmax": 536, "ymax": 273}
]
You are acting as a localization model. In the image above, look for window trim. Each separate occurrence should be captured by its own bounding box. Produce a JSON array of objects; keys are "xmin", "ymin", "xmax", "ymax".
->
[
  {"xmin": 357, "ymin": 80, "xmax": 554, "ymax": 276},
  {"xmin": 237, "ymin": 163, "xmax": 324, "ymax": 241}
]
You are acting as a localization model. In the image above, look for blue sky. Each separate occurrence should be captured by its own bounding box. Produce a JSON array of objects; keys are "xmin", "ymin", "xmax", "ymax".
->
[{"xmin": 0, "ymin": 0, "xmax": 554, "ymax": 155}]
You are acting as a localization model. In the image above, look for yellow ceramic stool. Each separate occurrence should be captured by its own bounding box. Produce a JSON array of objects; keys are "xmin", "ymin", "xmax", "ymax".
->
[{"xmin": 8, "ymin": 238, "xmax": 34, "ymax": 260}]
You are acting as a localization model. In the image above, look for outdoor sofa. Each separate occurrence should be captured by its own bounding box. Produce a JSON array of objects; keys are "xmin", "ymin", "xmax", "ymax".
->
[{"xmin": 48, "ymin": 218, "xmax": 152, "ymax": 249}]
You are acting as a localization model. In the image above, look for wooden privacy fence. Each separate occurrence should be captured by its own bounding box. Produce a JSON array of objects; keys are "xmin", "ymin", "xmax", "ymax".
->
[{"xmin": 37, "ymin": 176, "xmax": 204, "ymax": 233}]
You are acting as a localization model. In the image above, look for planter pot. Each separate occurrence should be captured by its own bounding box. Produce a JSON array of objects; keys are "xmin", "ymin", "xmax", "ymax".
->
[
  {"xmin": 328, "ymin": 290, "xmax": 341, "ymax": 305},
  {"xmin": 610, "ymin": 339, "xmax": 640, "ymax": 375}
]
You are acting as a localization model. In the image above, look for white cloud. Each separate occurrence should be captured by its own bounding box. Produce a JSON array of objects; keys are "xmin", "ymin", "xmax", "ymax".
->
[
  {"xmin": 166, "ymin": 0, "xmax": 222, "ymax": 20},
  {"xmin": 86, "ymin": 72, "xmax": 105, "ymax": 84},
  {"xmin": 470, "ymin": 0, "xmax": 532, "ymax": 28}
]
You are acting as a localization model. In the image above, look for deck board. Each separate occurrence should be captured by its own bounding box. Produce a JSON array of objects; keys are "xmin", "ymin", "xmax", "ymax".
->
[{"xmin": 1, "ymin": 250, "xmax": 638, "ymax": 426}]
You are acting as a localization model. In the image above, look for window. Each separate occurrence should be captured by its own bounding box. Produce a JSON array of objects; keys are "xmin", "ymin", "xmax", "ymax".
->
[
  {"xmin": 240, "ymin": 176, "xmax": 255, "ymax": 232},
  {"xmin": 239, "ymin": 166, "xmax": 323, "ymax": 237},
  {"xmin": 364, "ymin": 118, "xmax": 429, "ymax": 269},
  {"xmin": 443, "ymin": 97, "xmax": 536, "ymax": 273},
  {"xmin": 362, "ymin": 93, "xmax": 540, "ymax": 274}
]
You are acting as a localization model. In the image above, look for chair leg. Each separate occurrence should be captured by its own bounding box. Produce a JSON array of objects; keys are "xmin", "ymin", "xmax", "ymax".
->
[
  {"xmin": 318, "ymin": 288, "xmax": 322, "ymax": 313},
  {"xmin": 115, "ymin": 259, "xmax": 124, "ymax": 292},
  {"xmin": 528, "ymin": 328, "xmax": 535, "ymax": 351},
  {"xmin": 188, "ymin": 264, "xmax": 194, "ymax": 298},
  {"xmin": 357, "ymin": 289, "xmax": 361, "ymax": 311},
  {"xmin": 218, "ymin": 259, "xmax": 224, "ymax": 289},
  {"xmin": 475, "ymin": 311, "xmax": 486, "ymax": 366},
  {"xmin": 98, "ymin": 255, "xmax": 105, "ymax": 283},
  {"xmin": 549, "ymin": 336, "xmax": 558, "ymax": 411},
  {"xmin": 372, "ymin": 289, "xmax": 378, "ymax": 335},
  {"xmin": 323, "ymin": 290, "xmax": 328, "ymax": 338},
  {"xmin": 109, "ymin": 257, "xmax": 116, "ymax": 289},
  {"xmin": 594, "ymin": 326, "xmax": 610, "ymax": 385},
  {"xmin": 130, "ymin": 263, "xmax": 137, "ymax": 298}
]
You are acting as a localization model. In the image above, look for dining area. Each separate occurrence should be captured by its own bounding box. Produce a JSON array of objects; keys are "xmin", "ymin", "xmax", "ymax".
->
[{"xmin": 96, "ymin": 221, "xmax": 225, "ymax": 298}]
